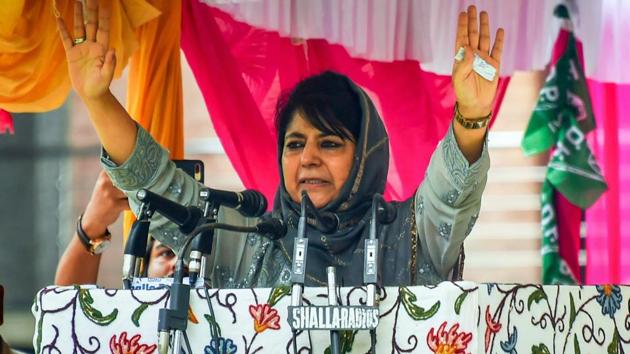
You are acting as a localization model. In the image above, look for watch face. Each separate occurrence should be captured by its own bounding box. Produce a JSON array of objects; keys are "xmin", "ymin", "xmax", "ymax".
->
[{"xmin": 91, "ymin": 239, "xmax": 111, "ymax": 255}]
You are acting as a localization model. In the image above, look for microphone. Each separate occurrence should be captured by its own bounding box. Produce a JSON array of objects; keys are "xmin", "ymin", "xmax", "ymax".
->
[
  {"xmin": 316, "ymin": 211, "xmax": 339, "ymax": 234},
  {"xmin": 199, "ymin": 188, "xmax": 267, "ymax": 217},
  {"xmin": 186, "ymin": 218, "xmax": 288, "ymax": 241},
  {"xmin": 122, "ymin": 204, "xmax": 152, "ymax": 289},
  {"xmin": 255, "ymin": 218, "xmax": 287, "ymax": 240},
  {"xmin": 188, "ymin": 221, "xmax": 214, "ymax": 287},
  {"xmin": 136, "ymin": 189, "xmax": 204, "ymax": 235},
  {"xmin": 124, "ymin": 215, "xmax": 150, "ymax": 258},
  {"xmin": 366, "ymin": 194, "xmax": 394, "ymax": 354},
  {"xmin": 188, "ymin": 187, "xmax": 267, "ymax": 284},
  {"xmin": 300, "ymin": 191, "xmax": 339, "ymax": 233},
  {"xmin": 364, "ymin": 193, "xmax": 395, "ymax": 309},
  {"xmin": 188, "ymin": 191, "xmax": 220, "ymax": 286},
  {"xmin": 373, "ymin": 194, "xmax": 397, "ymax": 224}
]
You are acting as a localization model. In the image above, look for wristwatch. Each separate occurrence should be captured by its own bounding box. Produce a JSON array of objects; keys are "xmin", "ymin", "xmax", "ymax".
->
[
  {"xmin": 76, "ymin": 214, "xmax": 112, "ymax": 255},
  {"xmin": 454, "ymin": 103, "xmax": 492, "ymax": 129}
]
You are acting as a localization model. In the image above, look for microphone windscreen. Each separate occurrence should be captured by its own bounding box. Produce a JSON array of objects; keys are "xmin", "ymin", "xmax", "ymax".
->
[
  {"xmin": 377, "ymin": 203, "xmax": 397, "ymax": 224},
  {"xmin": 239, "ymin": 190, "xmax": 268, "ymax": 217},
  {"xmin": 318, "ymin": 212, "xmax": 339, "ymax": 234},
  {"xmin": 256, "ymin": 218, "xmax": 287, "ymax": 240}
]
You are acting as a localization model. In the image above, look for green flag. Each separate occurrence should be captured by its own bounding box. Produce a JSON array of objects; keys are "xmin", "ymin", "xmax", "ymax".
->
[
  {"xmin": 521, "ymin": 7, "xmax": 607, "ymax": 284},
  {"xmin": 540, "ymin": 180, "xmax": 581, "ymax": 284},
  {"xmin": 522, "ymin": 30, "xmax": 606, "ymax": 207},
  {"xmin": 522, "ymin": 35, "xmax": 595, "ymax": 154}
]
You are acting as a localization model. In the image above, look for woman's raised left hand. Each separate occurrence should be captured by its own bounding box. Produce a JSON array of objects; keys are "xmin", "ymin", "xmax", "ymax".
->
[{"xmin": 452, "ymin": 5, "xmax": 505, "ymax": 118}]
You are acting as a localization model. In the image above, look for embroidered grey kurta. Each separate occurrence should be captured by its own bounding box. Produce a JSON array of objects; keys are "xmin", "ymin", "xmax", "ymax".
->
[{"xmin": 102, "ymin": 119, "xmax": 488, "ymax": 288}]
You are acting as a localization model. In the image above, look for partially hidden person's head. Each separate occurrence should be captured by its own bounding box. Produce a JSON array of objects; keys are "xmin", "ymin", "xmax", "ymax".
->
[
  {"xmin": 275, "ymin": 71, "xmax": 389, "ymax": 213},
  {"xmin": 145, "ymin": 239, "xmax": 177, "ymax": 278}
]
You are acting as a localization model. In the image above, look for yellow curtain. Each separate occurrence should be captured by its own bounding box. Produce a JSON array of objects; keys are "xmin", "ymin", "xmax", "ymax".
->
[
  {"xmin": 1, "ymin": 0, "xmax": 182, "ymax": 242},
  {"xmin": 123, "ymin": 0, "xmax": 184, "ymax": 240},
  {"xmin": 0, "ymin": 0, "xmax": 182, "ymax": 242},
  {"xmin": 0, "ymin": 0, "xmax": 160, "ymax": 113}
]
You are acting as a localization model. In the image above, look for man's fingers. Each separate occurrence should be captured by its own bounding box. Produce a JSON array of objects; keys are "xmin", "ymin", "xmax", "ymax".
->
[
  {"xmin": 467, "ymin": 5, "xmax": 479, "ymax": 49},
  {"xmin": 490, "ymin": 28, "xmax": 505, "ymax": 62}
]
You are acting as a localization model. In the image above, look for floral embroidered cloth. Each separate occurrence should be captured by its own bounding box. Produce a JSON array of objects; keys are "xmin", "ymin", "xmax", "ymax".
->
[{"xmin": 32, "ymin": 282, "xmax": 629, "ymax": 353}]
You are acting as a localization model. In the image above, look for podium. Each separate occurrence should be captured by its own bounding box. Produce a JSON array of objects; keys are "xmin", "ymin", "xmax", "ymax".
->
[{"xmin": 32, "ymin": 282, "xmax": 629, "ymax": 353}]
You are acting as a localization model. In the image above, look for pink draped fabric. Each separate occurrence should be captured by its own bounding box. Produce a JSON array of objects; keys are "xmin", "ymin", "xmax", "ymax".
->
[
  {"xmin": 206, "ymin": 0, "xmax": 630, "ymax": 85},
  {"xmin": 181, "ymin": 0, "xmax": 509, "ymax": 204},
  {"xmin": 585, "ymin": 81, "xmax": 630, "ymax": 284},
  {"xmin": 0, "ymin": 109, "xmax": 14, "ymax": 135}
]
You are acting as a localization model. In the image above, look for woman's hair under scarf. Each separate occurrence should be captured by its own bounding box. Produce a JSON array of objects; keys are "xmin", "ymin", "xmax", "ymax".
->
[{"xmin": 272, "ymin": 71, "xmax": 420, "ymax": 287}]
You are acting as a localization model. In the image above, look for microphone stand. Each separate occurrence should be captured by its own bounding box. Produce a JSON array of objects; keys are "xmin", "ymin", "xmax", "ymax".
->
[
  {"xmin": 327, "ymin": 267, "xmax": 341, "ymax": 354},
  {"xmin": 122, "ymin": 203, "xmax": 152, "ymax": 289},
  {"xmin": 154, "ymin": 200, "xmax": 205, "ymax": 354},
  {"xmin": 146, "ymin": 186, "xmax": 275, "ymax": 354},
  {"xmin": 157, "ymin": 258, "xmax": 189, "ymax": 354},
  {"xmin": 192, "ymin": 189, "xmax": 220, "ymax": 346},
  {"xmin": 118, "ymin": 198, "xmax": 191, "ymax": 353},
  {"xmin": 364, "ymin": 195, "xmax": 381, "ymax": 354},
  {"xmin": 290, "ymin": 191, "xmax": 309, "ymax": 354},
  {"xmin": 289, "ymin": 191, "xmax": 342, "ymax": 354},
  {"xmin": 188, "ymin": 189, "xmax": 220, "ymax": 287},
  {"xmin": 156, "ymin": 199, "xmax": 276, "ymax": 354},
  {"xmin": 363, "ymin": 193, "xmax": 395, "ymax": 354}
]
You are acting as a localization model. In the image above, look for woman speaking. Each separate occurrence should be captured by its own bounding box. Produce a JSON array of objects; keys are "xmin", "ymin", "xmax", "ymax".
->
[{"xmin": 56, "ymin": 1, "xmax": 504, "ymax": 287}]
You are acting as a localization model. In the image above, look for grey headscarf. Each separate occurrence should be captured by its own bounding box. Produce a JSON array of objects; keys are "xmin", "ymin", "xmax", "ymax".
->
[{"xmin": 272, "ymin": 75, "xmax": 420, "ymax": 287}]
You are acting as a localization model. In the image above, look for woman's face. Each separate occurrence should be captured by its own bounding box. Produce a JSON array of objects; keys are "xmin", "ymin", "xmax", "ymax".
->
[{"xmin": 282, "ymin": 112, "xmax": 356, "ymax": 208}]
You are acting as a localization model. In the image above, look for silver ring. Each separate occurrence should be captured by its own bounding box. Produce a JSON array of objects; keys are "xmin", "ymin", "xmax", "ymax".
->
[{"xmin": 73, "ymin": 37, "xmax": 86, "ymax": 45}]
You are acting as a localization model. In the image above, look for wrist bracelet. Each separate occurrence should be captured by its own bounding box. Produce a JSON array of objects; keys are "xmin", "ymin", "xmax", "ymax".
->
[{"xmin": 454, "ymin": 103, "xmax": 491, "ymax": 129}]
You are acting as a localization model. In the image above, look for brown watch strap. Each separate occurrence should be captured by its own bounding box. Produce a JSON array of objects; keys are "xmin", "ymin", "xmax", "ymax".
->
[{"xmin": 76, "ymin": 214, "xmax": 111, "ymax": 253}]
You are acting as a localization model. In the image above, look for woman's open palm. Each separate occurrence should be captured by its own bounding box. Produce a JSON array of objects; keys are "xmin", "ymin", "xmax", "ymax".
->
[
  {"xmin": 452, "ymin": 6, "xmax": 505, "ymax": 116},
  {"xmin": 56, "ymin": 0, "xmax": 115, "ymax": 100}
]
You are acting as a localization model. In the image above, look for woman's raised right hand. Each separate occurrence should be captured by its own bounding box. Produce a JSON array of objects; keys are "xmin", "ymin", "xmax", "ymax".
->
[{"xmin": 56, "ymin": 0, "xmax": 115, "ymax": 101}]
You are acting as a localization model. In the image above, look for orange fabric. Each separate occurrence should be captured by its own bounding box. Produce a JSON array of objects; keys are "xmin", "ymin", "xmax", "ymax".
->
[
  {"xmin": 0, "ymin": 0, "xmax": 160, "ymax": 112},
  {"xmin": 123, "ymin": 0, "xmax": 184, "ymax": 240}
]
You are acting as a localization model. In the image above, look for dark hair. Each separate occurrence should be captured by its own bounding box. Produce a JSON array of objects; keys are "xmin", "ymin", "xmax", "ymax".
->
[{"xmin": 275, "ymin": 71, "xmax": 362, "ymax": 146}]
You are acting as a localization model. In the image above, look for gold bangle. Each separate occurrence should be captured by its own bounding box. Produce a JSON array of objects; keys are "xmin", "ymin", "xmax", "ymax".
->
[{"xmin": 454, "ymin": 103, "xmax": 491, "ymax": 129}]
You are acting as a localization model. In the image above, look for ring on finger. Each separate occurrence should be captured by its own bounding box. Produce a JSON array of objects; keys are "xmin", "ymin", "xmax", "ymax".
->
[{"xmin": 73, "ymin": 37, "xmax": 86, "ymax": 45}]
